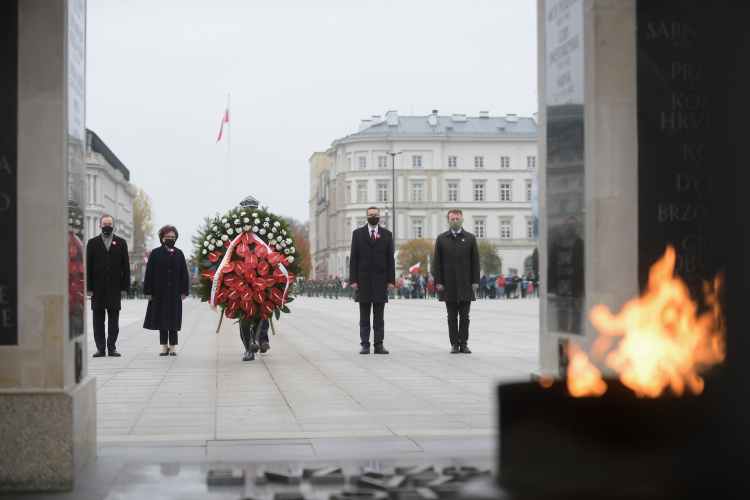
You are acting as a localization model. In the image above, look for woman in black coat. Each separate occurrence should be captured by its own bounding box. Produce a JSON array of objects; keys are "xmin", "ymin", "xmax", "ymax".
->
[{"xmin": 143, "ymin": 225, "xmax": 190, "ymax": 356}]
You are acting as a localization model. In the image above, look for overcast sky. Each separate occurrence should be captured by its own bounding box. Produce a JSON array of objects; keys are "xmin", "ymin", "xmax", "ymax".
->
[{"xmin": 86, "ymin": 0, "xmax": 538, "ymax": 245}]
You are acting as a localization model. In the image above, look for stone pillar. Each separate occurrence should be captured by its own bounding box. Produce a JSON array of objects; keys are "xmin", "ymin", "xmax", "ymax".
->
[
  {"xmin": 538, "ymin": 0, "xmax": 639, "ymax": 376},
  {"xmin": 0, "ymin": 0, "xmax": 96, "ymax": 491}
]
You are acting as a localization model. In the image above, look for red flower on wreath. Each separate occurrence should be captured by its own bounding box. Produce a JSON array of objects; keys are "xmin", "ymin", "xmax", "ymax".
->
[
  {"xmin": 256, "ymin": 260, "xmax": 270, "ymax": 276},
  {"xmin": 260, "ymin": 300, "xmax": 274, "ymax": 318},
  {"xmin": 253, "ymin": 290, "xmax": 265, "ymax": 303},
  {"xmin": 254, "ymin": 244, "xmax": 268, "ymax": 260},
  {"xmin": 201, "ymin": 270, "xmax": 216, "ymax": 281},
  {"xmin": 268, "ymin": 287, "xmax": 283, "ymax": 306},
  {"xmin": 221, "ymin": 262, "xmax": 235, "ymax": 274},
  {"xmin": 208, "ymin": 250, "xmax": 222, "ymax": 263}
]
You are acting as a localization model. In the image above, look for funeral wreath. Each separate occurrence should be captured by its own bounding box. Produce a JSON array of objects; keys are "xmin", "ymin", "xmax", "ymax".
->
[{"xmin": 194, "ymin": 205, "xmax": 301, "ymax": 330}]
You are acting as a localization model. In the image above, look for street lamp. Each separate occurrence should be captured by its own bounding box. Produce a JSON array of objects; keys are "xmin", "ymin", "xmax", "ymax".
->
[{"xmin": 385, "ymin": 151, "xmax": 401, "ymax": 247}]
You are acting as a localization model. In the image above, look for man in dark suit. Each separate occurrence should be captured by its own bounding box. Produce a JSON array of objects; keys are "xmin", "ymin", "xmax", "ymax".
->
[
  {"xmin": 433, "ymin": 209, "xmax": 480, "ymax": 354},
  {"xmin": 86, "ymin": 214, "xmax": 130, "ymax": 357},
  {"xmin": 349, "ymin": 206, "xmax": 395, "ymax": 354}
]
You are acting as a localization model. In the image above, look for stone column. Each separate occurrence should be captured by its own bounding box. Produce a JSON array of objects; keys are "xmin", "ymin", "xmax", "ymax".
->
[
  {"xmin": 537, "ymin": 0, "xmax": 638, "ymax": 376},
  {"xmin": 0, "ymin": 0, "xmax": 96, "ymax": 491}
]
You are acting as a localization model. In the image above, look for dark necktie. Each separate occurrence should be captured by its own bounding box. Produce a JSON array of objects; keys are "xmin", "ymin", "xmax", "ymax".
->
[{"xmin": 371, "ymin": 230, "xmax": 376, "ymax": 244}]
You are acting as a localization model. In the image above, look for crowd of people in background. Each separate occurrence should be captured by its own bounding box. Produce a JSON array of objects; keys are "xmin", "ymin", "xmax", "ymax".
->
[
  {"xmin": 294, "ymin": 271, "xmax": 539, "ymax": 300},
  {"xmin": 125, "ymin": 280, "xmax": 145, "ymax": 299}
]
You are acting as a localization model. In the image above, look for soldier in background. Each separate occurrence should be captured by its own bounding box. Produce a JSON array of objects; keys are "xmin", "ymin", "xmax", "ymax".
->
[
  {"xmin": 316, "ymin": 277, "xmax": 321, "ymax": 297},
  {"xmin": 348, "ymin": 276, "xmax": 355, "ymax": 300},
  {"xmin": 334, "ymin": 276, "xmax": 341, "ymax": 299}
]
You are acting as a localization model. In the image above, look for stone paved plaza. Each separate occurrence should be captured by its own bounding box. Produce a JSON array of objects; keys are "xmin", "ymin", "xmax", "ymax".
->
[
  {"xmin": 90, "ymin": 295, "xmax": 539, "ymax": 442},
  {"xmin": 5, "ymin": 294, "xmax": 539, "ymax": 500}
]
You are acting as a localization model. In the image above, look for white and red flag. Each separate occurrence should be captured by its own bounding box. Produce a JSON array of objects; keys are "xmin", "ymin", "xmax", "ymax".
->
[
  {"xmin": 409, "ymin": 263, "xmax": 420, "ymax": 274},
  {"xmin": 216, "ymin": 98, "xmax": 229, "ymax": 142}
]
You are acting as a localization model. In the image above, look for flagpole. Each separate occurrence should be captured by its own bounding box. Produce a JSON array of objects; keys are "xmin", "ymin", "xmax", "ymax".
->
[{"xmin": 228, "ymin": 93, "xmax": 231, "ymax": 207}]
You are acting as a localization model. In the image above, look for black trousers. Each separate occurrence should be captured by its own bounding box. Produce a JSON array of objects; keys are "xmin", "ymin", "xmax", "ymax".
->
[
  {"xmin": 239, "ymin": 320, "xmax": 270, "ymax": 349},
  {"xmin": 445, "ymin": 301, "xmax": 471, "ymax": 346},
  {"xmin": 359, "ymin": 302, "xmax": 385, "ymax": 347},
  {"xmin": 160, "ymin": 330, "xmax": 178, "ymax": 345},
  {"xmin": 93, "ymin": 309, "xmax": 119, "ymax": 352}
]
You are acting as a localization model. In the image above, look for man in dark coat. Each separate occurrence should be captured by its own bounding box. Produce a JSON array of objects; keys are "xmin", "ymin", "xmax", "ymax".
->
[
  {"xmin": 86, "ymin": 214, "xmax": 130, "ymax": 357},
  {"xmin": 349, "ymin": 206, "xmax": 395, "ymax": 354},
  {"xmin": 433, "ymin": 209, "xmax": 480, "ymax": 354}
]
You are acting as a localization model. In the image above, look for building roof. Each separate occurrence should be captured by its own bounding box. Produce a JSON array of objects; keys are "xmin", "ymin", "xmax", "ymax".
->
[
  {"xmin": 86, "ymin": 129, "xmax": 130, "ymax": 181},
  {"xmin": 339, "ymin": 115, "xmax": 537, "ymax": 141}
]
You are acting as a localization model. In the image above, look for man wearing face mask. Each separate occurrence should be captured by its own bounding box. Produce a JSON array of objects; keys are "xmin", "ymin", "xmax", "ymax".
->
[
  {"xmin": 433, "ymin": 209, "xmax": 480, "ymax": 354},
  {"xmin": 349, "ymin": 206, "xmax": 395, "ymax": 354},
  {"xmin": 86, "ymin": 214, "xmax": 131, "ymax": 357}
]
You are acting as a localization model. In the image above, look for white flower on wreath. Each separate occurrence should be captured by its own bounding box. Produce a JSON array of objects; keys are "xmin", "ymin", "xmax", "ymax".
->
[
  {"xmin": 210, "ymin": 238, "xmax": 216, "ymax": 244},
  {"xmin": 243, "ymin": 218, "xmax": 249, "ymax": 224},
  {"xmin": 212, "ymin": 226, "xmax": 217, "ymax": 231},
  {"xmin": 243, "ymin": 225, "xmax": 250, "ymax": 231},
  {"xmin": 252, "ymin": 226, "xmax": 259, "ymax": 232},
  {"xmin": 284, "ymin": 249, "xmax": 290, "ymax": 255},
  {"xmin": 203, "ymin": 249, "xmax": 207, "ymax": 254},
  {"xmin": 252, "ymin": 212, "xmax": 258, "ymax": 217},
  {"xmin": 265, "ymin": 217, "xmax": 269, "ymax": 221},
  {"xmin": 287, "ymin": 256, "xmax": 295, "ymax": 263},
  {"xmin": 227, "ymin": 228, "xmax": 234, "ymax": 235},
  {"xmin": 208, "ymin": 244, "xmax": 215, "ymax": 251},
  {"xmin": 290, "ymin": 247, "xmax": 295, "ymax": 253},
  {"xmin": 234, "ymin": 219, "xmax": 241, "ymax": 226},
  {"xmin": 285, "ymin": 238, "xmax": 292, "ymax": 244},
  {"xmin": 274, "ymin": 221, "xmax": 280, "ymax": 227},
  {"xmin": 263, "ymin": 222, "xmax": 269, "ymax": 227},
  {"xmin": 281, "ymin": 230, "xmax": 287, "ymax": 236},
  {"xmin": 222, "ymin": 219, "xmax": 227, "ymax": 224},
  {"xmin": 259, "ymin": 228, "xmax": 266, "ymax": 235},
  {"xmin": 241, "ymin": 212, "xmax": 246, "ymax": 216},
  {"xmin": 221, "ymin": 235, "xmax": 228, "ymax": 241},
  {"xmin": 203, "ymin": 241, "xmax": 209, "ymax": 247}
]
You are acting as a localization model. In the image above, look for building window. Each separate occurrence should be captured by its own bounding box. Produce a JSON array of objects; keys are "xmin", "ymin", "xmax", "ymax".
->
[
  {"xmin": 358, "ymin": 184, "xmax": 367, "ymax": 203},
  {"xmin": 378, "ymin": 183, "xmax": 388, "ymax": 202},
  {"xmin": 501, "ymin": 220, "xmax": 512, "ymax": 239},
  {"xmin": 412, "ymin": 183, "xmax": 423, "ymax": 202},
  {"xmin": 357, "ymin": 218, "xmax": 365, "ymax": 228},
  {"xmin": 501, "ymin": 156, "xmax": 510, "ymax": 169},
  {"xmin": 347, "ymin": 220, "xmax": 352, "ymax": 238},
  {"xmin": 448, "ymin": 156, "xmax": 457, "ymax": 168},
  {"xmin": 346, "ymin": 185, "xmax": 351, "ymax": 203},
  {"xmin": 348, "ymin": 158, "xmax": 352, "ymax": 170},
  {"xmin": 448, "ymin": 183, "xmax": 458, "ymax": 202},
  {"xmin": 359, "ymin": 157, "xmax": 366, "ymax": 169},
  {"xmin": 378, "ymin": 156, "xmax": 388, "ymax": 168},
  {"xmin": 500, "ymin": 183, "xmax": 511, "ymax": 202},
  {"xmin": 526, "ymin": 181, "xmax": 532, "ymax": 202},
  {"xmin": 527, "ymin": 156, "xmax": 537, "ymax": 168},
  {"xmin": 527, "ymin": 219, "xmax": 534, "ymax": 239},
  {"xmin": 474, "ymin": 156, "xmax": 484, "ymax": 168},
  {"xmin": 412, "ymin": 220, "xmax": 423, "ymax": 239},
  {"xmin": 474, "ymin": 183, "xmax": 484, "ymax": 202},
  {"xmin": 474, "ymin": 220, "xmax": 485, "ymax": 238},
  {"xmin": 412, "ymin": 155, "xmax": 422, "ymax": 168}
]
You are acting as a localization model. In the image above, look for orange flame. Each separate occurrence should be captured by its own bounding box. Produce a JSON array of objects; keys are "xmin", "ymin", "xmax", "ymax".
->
[
  {"xmin": 568, "ymin": 245, "xmax": 725, "ymax": 398},
  {"xmin": 566, "ymin": 347, "xmax": 608, "ymax": 397}
]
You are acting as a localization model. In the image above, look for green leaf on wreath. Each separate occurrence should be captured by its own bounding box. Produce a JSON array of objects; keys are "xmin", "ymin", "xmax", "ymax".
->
[
  {"xmin": 274, "ymin": 307, "xmax": 280, "ymax": 321},
  {"xmin": 200, "ymin": 259, "xmax": 212, "ymax": 268},
  {"xmin": 281, "ymin": 305, "xmax": 290, "ymax": 313}
]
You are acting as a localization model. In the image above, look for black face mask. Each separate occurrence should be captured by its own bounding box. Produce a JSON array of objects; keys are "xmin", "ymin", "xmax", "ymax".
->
[
  {"xmin": 164, "ymin": 238, "xmax": 176, "ymax": 248},
  {"xmin": 367, "ymin": 216, "xmax": 380, "ymax": 226},
  {"xmin": 102, "ymin": 226, "xmax": 113, "ymax": 236}
]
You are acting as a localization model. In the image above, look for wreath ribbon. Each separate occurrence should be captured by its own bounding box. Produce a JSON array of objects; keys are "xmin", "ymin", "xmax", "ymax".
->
[{"xmin": 209, "ymin": 229, "xmax": 292, "ymax": 309}]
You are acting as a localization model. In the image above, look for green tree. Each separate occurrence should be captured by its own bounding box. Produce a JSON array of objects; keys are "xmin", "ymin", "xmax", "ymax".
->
[
  {"xmin": 132, "ymin": 185, "xmax": 154, "ymax": 253},
  {"xmin": 478, "ymin": 240, "xmax": 502, "ymax": 275},
  {"xmin": 397, "ymin": 239, "xmax": 435, "ymax": 275},
  {"xmin": 532, "ymin": 247, "xmax": 539, "ymax": 279}
]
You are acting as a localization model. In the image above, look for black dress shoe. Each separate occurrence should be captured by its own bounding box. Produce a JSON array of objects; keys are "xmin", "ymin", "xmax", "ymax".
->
[
  {"xmin": 169, "ymin": 350, "xmax": 176, "ymax": 356},
  {"xmin": 243, "ymin": 350, "xmax": 255, "ymax": 361},
  {"xmin": 250, "ymin": 342, "xmax": 260, "ymax": 353},
  {"xmin": 374, "ymin": 345, "xmax": 389, "ymax": 355},
  {"xmin": 260, "ymin": 342, "xmax": 270, "ymax": 353},
  {"xmin": 460, "ymin": 345, "xmax": 472, "ymax": 354},
  {"xmin": 159, "ymin": 351, "xmax": 169, "ymax": 356},
  {"xmin": 108, "ymin": 350, "xmax": 121, "ymax": 357},
  {"xmin": 359, "ymin": 346, "xmax": 370, "ymax": 354},
  {"xmin": 450, "ymin": 345, "xmax": 460, "ymax": 354},
  {"xmin": 93, "ymin": 350, "xmax": 106, "ymax": 358}
]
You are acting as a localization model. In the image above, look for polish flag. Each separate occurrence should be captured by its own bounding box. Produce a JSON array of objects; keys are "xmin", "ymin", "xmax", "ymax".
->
[
  {"xmin": 409, "ymin": 263, "xmax": 420, "ymax": 274},
  {"xmin": 343, "ymin": 282, "xmax": 348, "ymax": 289},
  {"xmin": 216, "ymin": 98, "xmax": 229, "ymax": 142},
  {"xmin": 142, "ymin": 257, "xmax": 148, "ymax": 265}
]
